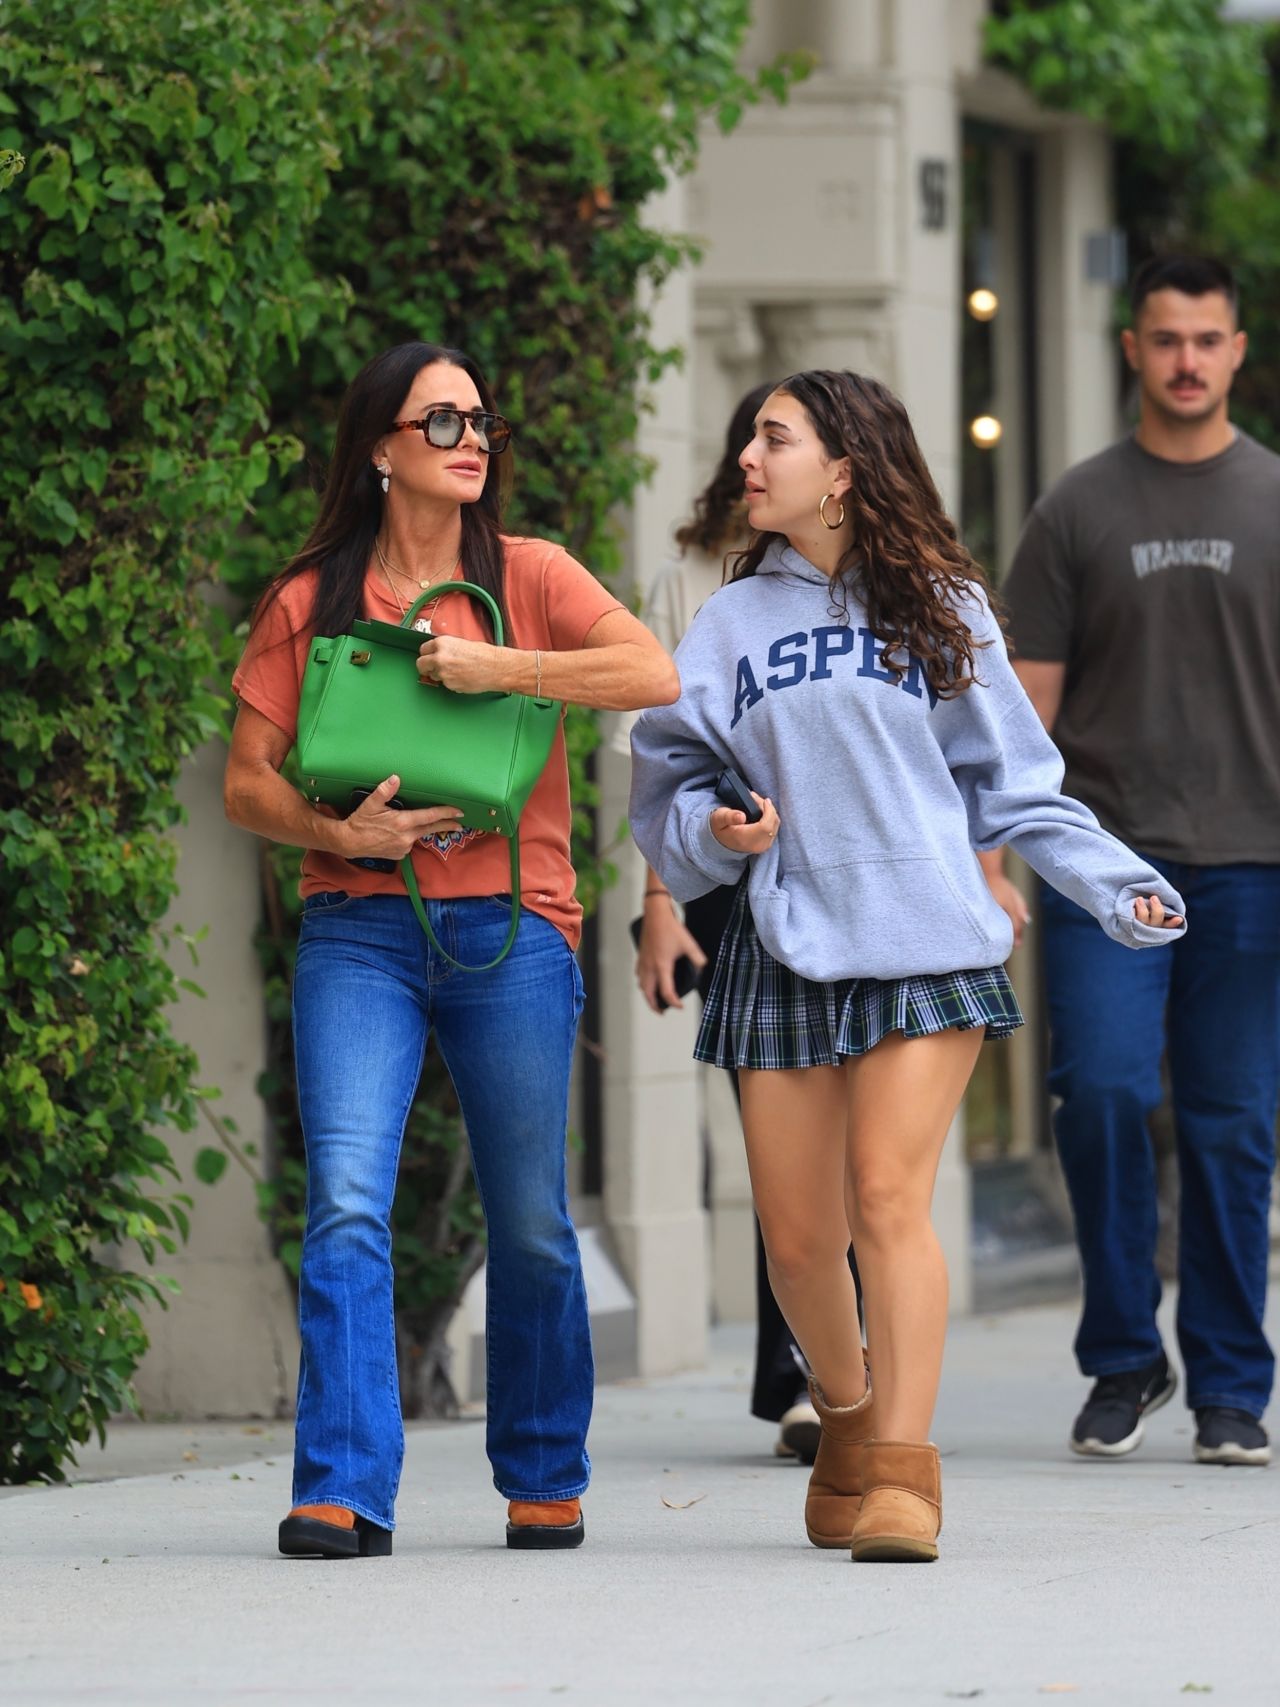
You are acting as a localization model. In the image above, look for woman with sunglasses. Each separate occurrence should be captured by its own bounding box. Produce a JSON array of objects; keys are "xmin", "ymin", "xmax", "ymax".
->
[
  {"xmin": 629, "ymin": 370, "xmax": 1186, "ymax": 1563},
  {"xmin": 225, "ymin": 341, "xmax": 677, "ymax": 1558}
]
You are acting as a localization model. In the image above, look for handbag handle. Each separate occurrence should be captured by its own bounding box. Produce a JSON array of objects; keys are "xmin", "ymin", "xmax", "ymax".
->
[
  {"xmin": 399, "ymin": 841, "xmax": 523, "ymax": 973},
  {"xmin": 402, "ymin": 580, "xmax": 504, "ymax": 646}
]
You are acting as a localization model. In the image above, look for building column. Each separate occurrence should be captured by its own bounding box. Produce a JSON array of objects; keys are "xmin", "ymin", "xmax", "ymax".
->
[
  {"xmin": 596, "ymin": 173, "xmax": 710, "ymax": 1376},
  {"xmin": 1035, "ymin": 123, "xmax": 1120, "ymax": 482},
  {"xmin": 133, "ymin": 736, "xmax": 299, "ymax": 1418}
]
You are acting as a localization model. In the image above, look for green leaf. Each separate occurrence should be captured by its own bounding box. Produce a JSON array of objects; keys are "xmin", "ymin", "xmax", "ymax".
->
[
  {"xmin": 25, "ymin": 174, "xmax": 68, "ymax": 220},
  {"xmin": 193, "ymin": 1148, "xmax": 228, "ymax": 1187}
]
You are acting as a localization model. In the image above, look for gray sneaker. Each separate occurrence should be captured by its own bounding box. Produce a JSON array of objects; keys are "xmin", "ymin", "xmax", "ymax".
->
[{"xmin": 1070, "ymin": 1351, "xmax": 1177, "ymax": 1457}]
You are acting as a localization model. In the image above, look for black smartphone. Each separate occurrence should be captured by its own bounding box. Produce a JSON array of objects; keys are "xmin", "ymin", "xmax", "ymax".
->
[
  {"xmin": 628, "ymin": 913, "xmax": 699, "ymax": 1013},
  {"xmin": 345, "ymin": 787, "xmax": 400, "ymax": 872},
  {"xmin": 714, "ymin": 766, "xmax": 764, "ymax": 825}
]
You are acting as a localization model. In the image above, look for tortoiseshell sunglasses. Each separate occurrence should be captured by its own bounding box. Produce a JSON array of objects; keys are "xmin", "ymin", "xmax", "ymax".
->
[{"xmin": 390, "ymin": 407, "xmax": 512, "ymax": 455}]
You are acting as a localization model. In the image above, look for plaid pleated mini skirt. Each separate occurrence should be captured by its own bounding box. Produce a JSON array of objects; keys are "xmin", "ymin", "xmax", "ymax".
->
[{"xmin": 695, "ymin": 884, "xmax": 1024, "ymax": 1071}]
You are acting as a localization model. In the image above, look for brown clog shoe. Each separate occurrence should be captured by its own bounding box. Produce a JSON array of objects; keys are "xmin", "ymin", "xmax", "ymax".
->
[
  {"xmin": 278, "ymin": 1502, "xmax": 393, "ymax": 1558},
  {"xmin": 505, "ymin": 1498, "xmax": 584, "ymax": 1550}
]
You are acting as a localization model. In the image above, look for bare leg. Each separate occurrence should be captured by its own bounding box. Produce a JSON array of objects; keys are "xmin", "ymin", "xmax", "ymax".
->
[
  {"xmin": 739, "ymin": 1066, "xmax": 867, "ymax": 1408},
  {"xmin": 844, "ymin": 1028, "xmax": 984, "ymax": 1441}
]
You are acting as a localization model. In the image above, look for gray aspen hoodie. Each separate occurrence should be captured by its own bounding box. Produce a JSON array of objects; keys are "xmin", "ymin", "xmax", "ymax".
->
[{"xmin": 628, "ymin": 540, "xmax": 1187, "ymax": 982}]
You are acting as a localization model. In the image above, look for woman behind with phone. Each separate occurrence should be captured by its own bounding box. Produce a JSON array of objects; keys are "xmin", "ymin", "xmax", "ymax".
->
[
  {"xmin": 629, "ymin": 370, "xmax": 1187, "ymax": 1563},
  {"xmin": 225, "ymin": 341, "xmax": 677, "ymax": 1557}
]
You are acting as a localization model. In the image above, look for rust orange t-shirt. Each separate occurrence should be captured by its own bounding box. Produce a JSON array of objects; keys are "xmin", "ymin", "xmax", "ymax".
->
[{"xmin": 231, "ymin": 534, "xmax": 624, "ymax": 951}]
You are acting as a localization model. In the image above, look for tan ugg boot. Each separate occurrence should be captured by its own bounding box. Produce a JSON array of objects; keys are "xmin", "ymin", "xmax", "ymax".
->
[
  {"xmin": 804, "ymin": 1374, "xmax": 874, "ymax": 1549},
  {"xmin": 850, "ymin": 1440, "xmax": 942, "ymax": 1563}
]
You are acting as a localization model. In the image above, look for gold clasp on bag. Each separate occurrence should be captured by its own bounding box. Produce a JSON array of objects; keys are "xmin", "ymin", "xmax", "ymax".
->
[{"xmin": 350, "ymin": 650, "xmax": 372, "ymax": 666}]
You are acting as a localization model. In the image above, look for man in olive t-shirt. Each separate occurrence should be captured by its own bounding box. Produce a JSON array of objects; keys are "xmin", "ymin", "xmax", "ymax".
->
[{"xmin": 990, "ymin": 256, "xmax": 1280, "ymax": 1468}]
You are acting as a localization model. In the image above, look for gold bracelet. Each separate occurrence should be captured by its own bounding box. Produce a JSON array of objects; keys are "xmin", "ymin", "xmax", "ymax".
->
[{"xmin": 534, "ymin": 648, "xmax": 542, "ymax": 697}]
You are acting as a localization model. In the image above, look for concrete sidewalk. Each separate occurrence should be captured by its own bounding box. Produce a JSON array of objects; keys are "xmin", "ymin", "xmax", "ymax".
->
[{"xmin": 4, "ymin": 1296, "xmax": 1278, "ymax": 1707}]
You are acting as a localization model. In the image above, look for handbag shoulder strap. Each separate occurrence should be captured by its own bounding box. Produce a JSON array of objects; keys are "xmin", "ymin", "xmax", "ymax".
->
[{"xmin": 399, "ymin": 839, "xmax": 523, "ymax": 972}]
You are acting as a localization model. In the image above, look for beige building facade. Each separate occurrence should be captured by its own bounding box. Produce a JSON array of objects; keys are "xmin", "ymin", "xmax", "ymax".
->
[{"xmin": 137, "ymin": 0, "xmax": 1122, "ymax": 1413}]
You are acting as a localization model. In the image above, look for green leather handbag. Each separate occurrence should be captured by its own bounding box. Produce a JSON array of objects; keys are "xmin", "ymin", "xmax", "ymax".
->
[{"xmin": 296, "ymin": 580, "xmax": 560, "ymax": 971}]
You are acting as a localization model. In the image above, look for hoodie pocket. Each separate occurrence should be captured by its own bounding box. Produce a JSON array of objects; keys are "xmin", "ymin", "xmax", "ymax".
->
[{"xmin": 757, "ymin": 854, "xmax": 997, "ymax": 981}]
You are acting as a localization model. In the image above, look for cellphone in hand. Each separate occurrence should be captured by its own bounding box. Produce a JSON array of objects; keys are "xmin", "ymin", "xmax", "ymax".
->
[
  {"xmin": 714, "ymin": 766, "xmax": 764, "ymax": 825},
  {"xmin": 345, "ymin": 786, "xmax": 401, "ymax": 872},
  {"xmin": 628, "ymin": 913, "xmax": 700, "ymax": 1013}
]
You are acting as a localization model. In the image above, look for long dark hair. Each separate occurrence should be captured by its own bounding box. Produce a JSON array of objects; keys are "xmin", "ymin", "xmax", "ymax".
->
[
  {"xmin": 674, "ymin": 378, "xmax": 776, "ymax": 560},
  {"xmin": 251, "ymin": 341, "xmax": 514, "ymax": 644},
  {"xmin": 730, "ymin": 370, "xmax": 995, "ymax": 697}
]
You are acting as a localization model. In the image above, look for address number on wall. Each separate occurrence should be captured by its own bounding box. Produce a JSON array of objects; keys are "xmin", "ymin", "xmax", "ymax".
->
[{"xmin": 918, "ymin": 159, "xmax": 947, "ymax": 232}]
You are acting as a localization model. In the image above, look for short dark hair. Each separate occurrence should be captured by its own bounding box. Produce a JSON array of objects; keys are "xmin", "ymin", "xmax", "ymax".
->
[{"xmin": 1130, "ymin": 255, "xmax": 1238, "ymax": 323}]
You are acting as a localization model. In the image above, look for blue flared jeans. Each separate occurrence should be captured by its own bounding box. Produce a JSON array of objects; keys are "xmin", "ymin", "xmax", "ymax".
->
[
  {"xmin": 1041, "ymin": 857, "xmax": 1280, "ymax": 1417},
  {"xmin": 289, "ymin": 891, "xmax": 593, "ymax": 1528}
]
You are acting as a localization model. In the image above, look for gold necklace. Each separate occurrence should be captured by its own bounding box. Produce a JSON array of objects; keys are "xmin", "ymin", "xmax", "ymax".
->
[
  {"xmin": 374, "ymin": 535, "xmax": 456, "ymax": 590},
  {"xmin": 374, "ymin": 541, "xmax": 411, "ymax": 615}
]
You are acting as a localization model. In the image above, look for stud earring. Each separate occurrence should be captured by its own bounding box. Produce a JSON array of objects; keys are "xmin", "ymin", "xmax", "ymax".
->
[{"xmin": 819, "ymin": 492, "xmax": 846, "ymax": 530}]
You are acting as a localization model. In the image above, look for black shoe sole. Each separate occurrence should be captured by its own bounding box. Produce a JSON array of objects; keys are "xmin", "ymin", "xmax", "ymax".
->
[
  {"xmin": 506, "ymin": 1517, "xmax": 585, "ymax": 1550},
  {"xmin": 1070, "ymin": 1368, "xmax": 1178, "ymax": 1458},
  {"xmin": 278, "ymin": 1515, "xmax": 393, "ymax": 1558}
]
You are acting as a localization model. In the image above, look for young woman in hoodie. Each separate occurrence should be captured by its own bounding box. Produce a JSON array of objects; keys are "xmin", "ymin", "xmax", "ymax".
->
[
  {"xmin": 628, "ymin": 370, "xmax": 1187, "ymax": 1564},
  {"xmin": 626, "ymin": 378, "xmax": 863, "ymax": 1468}
]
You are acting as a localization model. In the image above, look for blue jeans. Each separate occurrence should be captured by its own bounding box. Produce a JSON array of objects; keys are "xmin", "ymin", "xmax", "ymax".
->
[
  {"xmin": 290, "ymin": 892, "xmax": 592, "ymax": 1527},
  {"xmin": 1041, "ymin": 858, "xmax": 1280, "ymax": 1417}
]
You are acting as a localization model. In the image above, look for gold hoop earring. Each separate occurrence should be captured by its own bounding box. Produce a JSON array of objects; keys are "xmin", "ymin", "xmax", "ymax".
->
[{"xmin": 819, "ymin": 493, "xmax": 845, "ymax": 530}]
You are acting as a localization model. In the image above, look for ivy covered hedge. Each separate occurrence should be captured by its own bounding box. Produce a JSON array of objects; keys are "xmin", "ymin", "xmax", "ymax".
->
[
  {"xmin": 987, "ymin": 0, "xmax": 1270, "ymax": 183},
  {"xmin": 1, "ymin": 0, "xmax": 802, "ymax": 1476},
  {"xmin": 0, "ymin": 0, "xmax": 371, "ymax": 1481}
]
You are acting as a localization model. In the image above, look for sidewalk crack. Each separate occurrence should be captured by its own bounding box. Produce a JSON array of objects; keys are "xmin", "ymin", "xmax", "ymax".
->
[{"xmin": 1200, "ymin": 1517, "xmax": 1280, "ymax": 1542}]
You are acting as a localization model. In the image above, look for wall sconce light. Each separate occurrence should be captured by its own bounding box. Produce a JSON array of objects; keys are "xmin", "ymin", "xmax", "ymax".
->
[
  {"xmin": 1084, "ymin": 229, "xmax": 1128, "ymax": 286},
  {"xmin": 969, "ymin": 414, "xmax": 1002, "ymax": 449},
  {"xmin": 967, "ymin": 287, "xmax": 999, "ymax": 322}
]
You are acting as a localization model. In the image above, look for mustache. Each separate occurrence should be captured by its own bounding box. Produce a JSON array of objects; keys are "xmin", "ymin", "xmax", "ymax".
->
[{"xmin": 1171, "ymin": 374, "xmax": 1205, "ymax": 388}]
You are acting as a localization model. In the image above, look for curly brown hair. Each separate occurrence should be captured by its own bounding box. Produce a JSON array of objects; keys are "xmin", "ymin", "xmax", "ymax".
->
[
  {"xmin": 730, "ymin": 370, "xmax": 999, "ymax": 697},
  {"xmin": 674, "ymin": 379, "xmax": 777, "ymax": 558}
]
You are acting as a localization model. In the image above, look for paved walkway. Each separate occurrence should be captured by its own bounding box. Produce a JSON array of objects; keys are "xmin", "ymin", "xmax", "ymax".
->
[{"xmin": 4, "ymin": 1296, "xmax": 1279, "ymax": 1706}]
